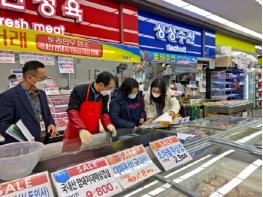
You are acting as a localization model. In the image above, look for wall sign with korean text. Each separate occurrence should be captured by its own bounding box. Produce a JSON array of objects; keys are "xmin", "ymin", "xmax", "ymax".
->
[
  {"xmin": 51, "ymin": 157, "xmax": 123, "ymax": 197},
  {"xmin": 106, "ymin": 145, "xmax": 161, "ymax": 189},
  {"xmin": 150, "ymin": 136, "xmax": 193, "ymax": 171},
  {"xmin": 0, "ymin": 0, "xmax": 139, "ymax": 46},
  {"xmin": 138, "ymin": 10, "xmax": 216, "ymax": 58},
  {"xmin": 0, "ymin": 171, "xmax": 54, "ymax": 197}
]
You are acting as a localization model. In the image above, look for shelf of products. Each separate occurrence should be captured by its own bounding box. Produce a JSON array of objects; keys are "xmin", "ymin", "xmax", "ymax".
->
[
  {"xmin": 255, "ymin": 70, "xmax": 262, "ymax": 109},
  {"xmin": 48, "ymin": 94, "xmax": 70, "ymax": 132},
  {"xmin": 209, "ymin": 70, "xmax": 245, "ymax": 100}
]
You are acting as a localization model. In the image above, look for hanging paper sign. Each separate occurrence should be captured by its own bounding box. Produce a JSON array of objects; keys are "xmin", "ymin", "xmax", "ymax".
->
[
  {"xmin": 58, "ymin": 57, "xmax": 74, "ymax": 74},
  {"xmin": 0, "ymin": 171, "xmax": 54, "ymax": 197},
  {"xmin": 19, "ymin": 53, "xmax": 55, "ymax": 66},
  {"xmin": 0, "ymin": 51, "xmax": 15, "ymax": 63},
  {"xmin": 149, "ymin": 136, "xmax": 193, "ymax": 171},
  {"xmin": 51, "ymin": 157, "xmax": 122, "ymax": 197},
  {"xmin": 44, "ymin": 84, "xmax": 60, "ymax": 96},
  {"xmin": 106, "ymin": 145, "xmax": 161, "ymax": 189},
  {"xmin": 10, "ymin": 68, "xmax": 23, "ymax": 80}
]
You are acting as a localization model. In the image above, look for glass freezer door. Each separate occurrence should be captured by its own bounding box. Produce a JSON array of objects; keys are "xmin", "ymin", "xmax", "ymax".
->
[{"xmin": 161, "ymin": 142, "xmax": 262, "ymax": 197}]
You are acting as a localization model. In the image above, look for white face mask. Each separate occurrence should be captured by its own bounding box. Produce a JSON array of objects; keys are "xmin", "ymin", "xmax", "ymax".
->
[
  {"xmin": 101, "ymin": 90, "xmax": 111, "ymax": 96},
  {"xmin": 152, "ymin": 92, "xmax": 161, "ymax": 98},
  {"xmin": 128, "ymin": 93, "xmax": 137, "ymax": 99},
  {"xmin": 35, "ymin": 82, "xmax": 44, "ymax": 90}
]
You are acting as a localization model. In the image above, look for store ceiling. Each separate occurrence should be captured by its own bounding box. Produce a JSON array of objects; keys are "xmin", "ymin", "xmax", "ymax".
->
[
  {"xmin": 184, "ymin": 0, "xmax": 262, "ymax": 34},
  {"xmin": 123, "ymin": 0, "xmax": 262, "ymax": 45}
]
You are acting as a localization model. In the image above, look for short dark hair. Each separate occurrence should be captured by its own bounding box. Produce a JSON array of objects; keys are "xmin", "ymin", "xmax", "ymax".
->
[
  {"xmin": 8, "ymin": 74, "xmax": 17, "ymax": 80},
  {"xmin": 150, "ymin": 78, "xmax": 167, "ymax": 109},
  {"xmin": 120, "ymin": 78, "xmax": 139, "ymax": 98},
  {"xmin": 95, "ymin": 71, "xmax": 115, "ymax": 86},
  {"xmin": 22, "ymin": 61, "xmax": 45, "ymax": 76}
]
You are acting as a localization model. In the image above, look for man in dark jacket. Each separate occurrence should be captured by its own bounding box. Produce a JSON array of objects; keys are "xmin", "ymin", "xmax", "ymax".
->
[
  {"xmin": 0, "ymin": 61, "xmax": 57, "ymax": 144},
  {"xmin": 110, "ymin": 78, "xmax": 146, "ymax": 129}
]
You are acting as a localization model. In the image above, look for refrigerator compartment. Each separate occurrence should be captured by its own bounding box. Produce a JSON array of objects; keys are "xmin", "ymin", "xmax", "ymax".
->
[
  {"xmin": 48, "ymin": 95, "xmax": 70, "ymax": 105},
  {"xmin": 180, "ymin": 157, "xmax": 261, "ymax": 197},
  {"xmin": 116, "ymin": 177, "xmax": 184, "ymax": 197},
  {"xmin": 51, "ymin": 105, "xmax": 68, "ymax": 113},
  {"xmin": 189, "ymin": 116, "xmax": 252, "ymax": 130},
  {"xmin": 52, "ymin": 112, "xmax": 68, "ymax": 119},
  {"xmin": 177, "ymin": 127, "xmax": 220, "ymax": 138}
]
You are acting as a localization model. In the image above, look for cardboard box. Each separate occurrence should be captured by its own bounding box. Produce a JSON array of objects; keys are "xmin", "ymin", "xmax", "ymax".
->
[
  {"xmin": 216, "ymin": 46, "xmax": 232, "ymax": 56},
  {"xmin": 215, "ymin": 56, "xmax": 233, "ymax": 67},
  {"xmin": 185, "ymin": 87, "xmax": 200, "ymax": 97}
]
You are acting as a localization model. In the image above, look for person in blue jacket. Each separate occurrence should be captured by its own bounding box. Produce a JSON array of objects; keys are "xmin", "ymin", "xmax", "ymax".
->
[
  {"xmin": 0, "ymin": 61, "xmax": 57, "ymax": 144},
  {"xmin": 109, "ymin": 78, "xmax": 146, "ymax": 129}
]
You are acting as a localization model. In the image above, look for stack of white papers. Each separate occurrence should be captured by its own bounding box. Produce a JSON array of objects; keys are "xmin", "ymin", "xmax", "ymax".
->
[
  {"xmin": 141, "ymin": 113, "xmax": 172, "ymax": 129},
  {"xmin": 5, "ymin": 120, "xmax": 35, "ymax": 141}
]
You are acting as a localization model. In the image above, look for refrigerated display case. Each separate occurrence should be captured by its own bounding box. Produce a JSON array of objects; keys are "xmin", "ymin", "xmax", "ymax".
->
[
  {"xmin": 115, "ymin": 176, "xmax": 188, "ymax": 197},
  {"xmin": 244, "ymin": 71, "xmax": 256, "ymax": 107},
  {"xmin": 48, "ymin": 94, "xmax": 70, "ymax": 132},
  {"xmin": 255, "ymin": 69, "xmax": 262, "ymax": 109},
  {"xmin": 188, "ymin": 116, "xmax": 256, "ymax": 130},
  {"xmin": 160, "ymin": 141, "xmax": 262, "ymax": 197},
  {"xmin": 210, "ymin": 70, "xmax": 227, "ymax": 100},
  {"xmin": 166, "ymin": 116, "xmax": 260, "ymax": 144},
  {"xmin": 203, "ymin": 100, "xmax": 254, "ymax": 116},
  {"xmin": 1, "ymin": 116, "xmax": 260, "ymax": 196},
  {"xmin": 47, "ymin": 94, "xmax": 70, "ymax": 142},
  {"xmin": 218, "ymin": 124, "xmax": 262, "ymax": 150},
  {"xmin": 207, "ymin": 69, "xmax": 245, "ymax": 100}
]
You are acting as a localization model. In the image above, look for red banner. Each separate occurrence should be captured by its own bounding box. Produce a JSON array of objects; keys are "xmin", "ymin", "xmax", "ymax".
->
[{"xmin": 0, "ymin": 0, "xmax": 138, "ymax": 46}]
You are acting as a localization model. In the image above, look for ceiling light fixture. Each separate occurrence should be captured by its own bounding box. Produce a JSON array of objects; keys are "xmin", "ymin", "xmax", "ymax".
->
[
  {"xmin": 256, "ymin": 46, "xmax": 262, "ymax": 50},
  {"xmin": 163, "ymin": 0, "xmax": 189, "ymax": 7},
  {"xmin": 206, "ymin": 14, "xmax": 231, "ymax": 24},
  {"xmin": 182, "ymin": 5, "xmax": 212, "ymax": 16},
  {"xmin": 161, "ymin": 0, "xmax": 262, "ymax": 40},
  {"xmin": 255, "ymin": 0, "xmax": 262, "ymax": 5}
]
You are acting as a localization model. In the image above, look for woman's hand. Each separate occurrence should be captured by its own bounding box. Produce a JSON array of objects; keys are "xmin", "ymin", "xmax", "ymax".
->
[
  {"xmin": 139, "ymin": 118, "xmax": 145, "ymax": 125},
  {"xmin": 143, "ymin": 118, "xmax": 154, "ymax": 126},
  {"xmin": 169, "ymin": 111, "xmax": 175, "ymax": 118}
]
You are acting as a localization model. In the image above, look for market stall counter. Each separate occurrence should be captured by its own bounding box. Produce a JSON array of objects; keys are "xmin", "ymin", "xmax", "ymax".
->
[
  {"xmin": 148, "ymin": 141, "xmax": 262, "ymax": 197},
  {"xmin": 34, "ymin": 128, "xmax": 176, "ymax": 173},
  {"xmin": 112, "ymin": 135, "xmax": 261, "ymax": 197},
  {"xmin": 203, "ymin": 100, "xmax": 254, "ymax": 116},
  {"xmin": 211, "ymin": 122, "xmax": 262, "ymax": 150}
]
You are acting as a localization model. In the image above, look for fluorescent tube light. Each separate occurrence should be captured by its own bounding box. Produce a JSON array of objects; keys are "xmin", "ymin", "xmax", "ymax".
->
[
  {"xmin": 163, "ymin": 0, "xmax": 189, "ymax": 7},
  {"xmin": 206, "ymin": 14, "xmax": 231, "ymax": 24},
  {"xmin": 256, "ymin": 46, "xmax": 262, "ymax": 50},
  {"xmin": 183, "ymin": 4, "xmax": 212, "ymax": 16}
]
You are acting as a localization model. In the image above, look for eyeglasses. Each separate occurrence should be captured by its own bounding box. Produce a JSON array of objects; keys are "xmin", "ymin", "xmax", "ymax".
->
[{"xmin": 31, "ymin": 74, "xmax": 47, "ymax": 81}]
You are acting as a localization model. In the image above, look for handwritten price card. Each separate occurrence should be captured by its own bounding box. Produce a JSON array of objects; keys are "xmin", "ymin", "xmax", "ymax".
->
[
  {"xmin": 106, "ymin": 145, "xmax": 160, "ymax": 189},
  {"xmin": 150, "ymin": 136, "xmax": 193, "ymax": 171}
]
